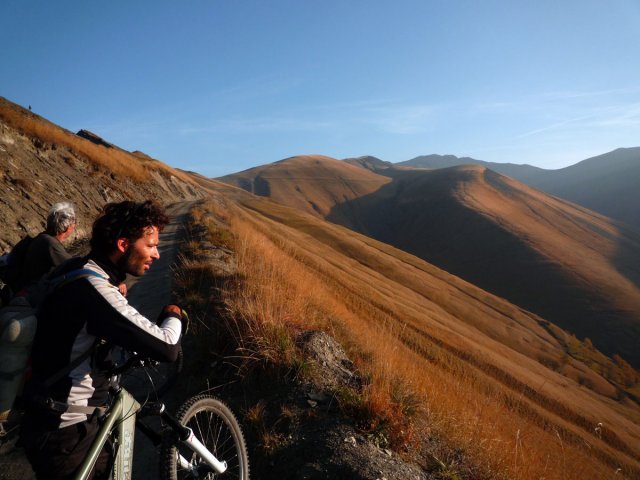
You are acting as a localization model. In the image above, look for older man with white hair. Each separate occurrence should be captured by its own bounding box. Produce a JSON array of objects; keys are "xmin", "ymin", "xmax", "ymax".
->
[{"xmin": 21, "ymin": 202, "xmax": 77, "ymax": 288}]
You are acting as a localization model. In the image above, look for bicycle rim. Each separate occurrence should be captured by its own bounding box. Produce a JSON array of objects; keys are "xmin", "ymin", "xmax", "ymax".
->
[{"xmin": 160, "ymin": 394, "xmax": 249, "ymax": 480}]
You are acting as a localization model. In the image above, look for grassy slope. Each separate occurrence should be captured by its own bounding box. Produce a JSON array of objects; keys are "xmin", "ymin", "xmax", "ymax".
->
[
  {"xmin": 222, "ymin": 157, "xmax": 640, "ymax": 368},
  {"xmin": 209, "ymin": 180, "xmax": 640, "ymax": 479},
  {"xmin": 220, "ymin": 154, "xmax": 391, "ymax": 223},
  {"xmin": 338, "ymin": 165, "xmax": 640, "ymax": 365}
]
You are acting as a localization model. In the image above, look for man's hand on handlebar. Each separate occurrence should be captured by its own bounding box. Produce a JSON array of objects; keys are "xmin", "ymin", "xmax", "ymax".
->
[
  {"xmin": 163, "ymin": 304, "xmax": 182, "ymax": 317},
  {"xmin": 157, "ymin": 305, "xmax": 189, "ymax": 334}
]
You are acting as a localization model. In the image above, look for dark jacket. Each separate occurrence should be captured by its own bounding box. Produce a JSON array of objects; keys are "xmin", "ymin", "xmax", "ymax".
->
[{"xmin": 22, "ymin": 232, "xmax": 71, "ymax": 288}]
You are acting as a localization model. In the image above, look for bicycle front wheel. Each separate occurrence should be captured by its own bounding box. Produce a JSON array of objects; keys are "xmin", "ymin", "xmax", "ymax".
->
[{"xmin": 160, "ymin": 394, "xmax": 249, "ymax": 480}]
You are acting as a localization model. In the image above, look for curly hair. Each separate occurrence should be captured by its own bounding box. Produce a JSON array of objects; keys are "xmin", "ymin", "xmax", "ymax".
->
[{"xmin": 90, "ymin": 200, "xmax": 169, "ymax": 255}]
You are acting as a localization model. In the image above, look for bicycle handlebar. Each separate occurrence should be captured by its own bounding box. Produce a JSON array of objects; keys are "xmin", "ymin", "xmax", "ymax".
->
[{"xmin": 109, "ymin": 353, "xmax": 149, "ymax": 376}]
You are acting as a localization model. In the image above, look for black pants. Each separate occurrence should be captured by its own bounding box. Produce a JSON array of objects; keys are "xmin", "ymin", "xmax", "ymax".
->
[{"xmin": 20, "ymin": 415, "xmax": 112, "ymax": 480}]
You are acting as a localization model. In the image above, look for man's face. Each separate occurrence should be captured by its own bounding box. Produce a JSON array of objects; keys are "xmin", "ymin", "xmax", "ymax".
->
[
  {"xmin": 122, "ymin": 226, "xmax": 160, "ymax": 277},
  {"xmin": 59, "ymin": 222, "xmax": 76, "ymax": 243}
]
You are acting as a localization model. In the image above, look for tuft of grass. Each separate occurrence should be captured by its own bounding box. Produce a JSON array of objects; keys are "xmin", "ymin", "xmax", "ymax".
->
[{"xmin": 564, "ymin": 333, "xmax": 640, "ymax": 393}]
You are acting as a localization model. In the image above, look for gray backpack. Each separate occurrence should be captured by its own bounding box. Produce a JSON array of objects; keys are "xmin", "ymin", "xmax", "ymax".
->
[{"xmin": 0, "ymin": 268, "xmax": 103, "ymax": 424}]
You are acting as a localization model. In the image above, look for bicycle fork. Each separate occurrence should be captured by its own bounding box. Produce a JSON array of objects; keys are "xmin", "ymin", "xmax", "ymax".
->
[
  {"xmin": 157, "ymin": 404, "xmax": 228, "ymax": 475},
  {"xmin": 176, "ymin": 427, "xmax": 227, "ymax": 475}
]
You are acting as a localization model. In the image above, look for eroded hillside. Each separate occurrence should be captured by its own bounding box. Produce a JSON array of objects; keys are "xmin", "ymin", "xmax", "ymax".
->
[{"xmin": 0, "ymin": 97, "xmax": 203, "ymax": 251}]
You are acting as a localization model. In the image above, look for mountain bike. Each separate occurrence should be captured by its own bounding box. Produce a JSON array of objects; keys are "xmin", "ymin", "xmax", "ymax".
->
[{"xmin": 73, "ymin": 353, "xmax": 250, "ymax": 480}]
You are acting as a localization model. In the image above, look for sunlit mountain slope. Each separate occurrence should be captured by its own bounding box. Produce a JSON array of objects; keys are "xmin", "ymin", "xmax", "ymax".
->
[
  {"xmin": 223, "ymin": 158, "xmax": 640, "ymax": 367},
  {"xmin": 220, "ymin": 154, "xmax": 391, "ymax": 225},
  {"xmin": 399, "ymin": 148, "xmax": 640, "ymax": 229},
  {"xmin": 214, "ymin": 181, "xmax": 640, "ymax": 478}
]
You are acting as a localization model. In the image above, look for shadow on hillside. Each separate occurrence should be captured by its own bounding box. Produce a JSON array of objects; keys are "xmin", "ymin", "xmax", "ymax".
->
[
  {"xmin": 610, "ymin": 222, "xmax": 640, "ymax": 363},
  {"xmin": 611, "ymin": 223, "xmax": 640, "ymax": 289},
  {"xmin": 326, "ymin": 170, "xmax": 640, "ymax": 367}
]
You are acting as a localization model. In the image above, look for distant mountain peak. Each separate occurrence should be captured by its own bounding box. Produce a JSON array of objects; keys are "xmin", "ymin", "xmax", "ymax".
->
[{"xmin": 343, "ymin": 155, "xmax": 392, "ymax": 172}]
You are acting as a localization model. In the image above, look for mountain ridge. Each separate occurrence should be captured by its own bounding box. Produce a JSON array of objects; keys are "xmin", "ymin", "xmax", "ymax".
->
[
  {"xmin": 223, "ymin": 155, "xmax": 640, "ymax": 367},
  {"xmin": 392, "ymin": 148, "xmax": 640, "ymax": 229}
]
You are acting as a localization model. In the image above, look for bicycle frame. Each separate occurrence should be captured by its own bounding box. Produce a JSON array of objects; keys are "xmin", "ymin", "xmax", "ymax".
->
[
  {"xmin": 74, "ymin": 388, "xmax": 139, "ymax": 480},
  {"xmin": 72, "ymin": 387, "xmax": 227, "ymax": 480}
]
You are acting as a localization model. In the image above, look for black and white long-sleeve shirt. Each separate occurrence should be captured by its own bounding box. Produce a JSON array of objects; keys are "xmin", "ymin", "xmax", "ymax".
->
[{"xmin": 28, "ymin": 255, "xmax": 182, "ymax": 429}]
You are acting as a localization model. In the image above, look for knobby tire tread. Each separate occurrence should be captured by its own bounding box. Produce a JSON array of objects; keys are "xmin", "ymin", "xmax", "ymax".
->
[{"xmin": 160, "ymin": 394, "xmax": 249, "ymax": 480}]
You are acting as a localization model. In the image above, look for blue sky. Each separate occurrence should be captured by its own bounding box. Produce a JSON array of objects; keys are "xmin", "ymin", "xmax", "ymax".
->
[{"xmin": 2, "ymin": 1, "xmax": 639, "ymax": 176}]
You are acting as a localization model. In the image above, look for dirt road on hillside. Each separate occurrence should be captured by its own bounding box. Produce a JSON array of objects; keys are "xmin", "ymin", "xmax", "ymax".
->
[
  {"xmin": 127, "ymin": 201, "xmax": 193, "ymax": 479},
  {"xmin": 0, "ymin": 201, "xmax": 194, "ymax": 480},
  {"xmin": 127, "ymin": 201, "xmax": 193, "ymax": 319}
]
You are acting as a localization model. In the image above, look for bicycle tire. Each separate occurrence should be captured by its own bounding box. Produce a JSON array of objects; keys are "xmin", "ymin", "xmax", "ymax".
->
[{"xmin": 160, "ymin": 394, "xmax": 249, "ymax": 480}]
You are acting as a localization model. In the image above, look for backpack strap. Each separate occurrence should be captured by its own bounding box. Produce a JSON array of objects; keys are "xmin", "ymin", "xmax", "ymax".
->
[
  {"xmin": 47, "ymin": 268, "xmax": 106, "ymax": 290},
  {"xmin": 35, "ymin": 397, "xmax": 107, "ymax": 417}
]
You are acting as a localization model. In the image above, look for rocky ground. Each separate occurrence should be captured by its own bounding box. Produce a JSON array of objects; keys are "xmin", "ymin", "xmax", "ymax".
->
[{"xmin": 241, "ymin": 330, "xmax": 430, "ymax": 480}]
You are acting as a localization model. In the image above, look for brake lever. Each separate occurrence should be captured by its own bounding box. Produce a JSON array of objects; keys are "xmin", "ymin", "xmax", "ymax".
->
[{"xmin": 110, "ymin": 353, "xmax": 144, "ymax": 375}]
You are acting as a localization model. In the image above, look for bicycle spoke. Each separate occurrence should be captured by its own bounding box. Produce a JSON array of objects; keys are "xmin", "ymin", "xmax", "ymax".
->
[{"xmin": 161, "ymin": 394, "xmax": 249, "ymax": 479}]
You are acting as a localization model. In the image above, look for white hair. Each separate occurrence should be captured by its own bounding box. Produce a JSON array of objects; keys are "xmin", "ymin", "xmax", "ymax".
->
[{"xmin": 47, "ymin": 202, "xmax": 76, "ymax": 235}]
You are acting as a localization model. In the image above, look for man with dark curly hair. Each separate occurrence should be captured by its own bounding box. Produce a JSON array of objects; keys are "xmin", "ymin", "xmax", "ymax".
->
[{"xmin": 20, "ymin": 200, "xmax": 183, "ymax": 480}]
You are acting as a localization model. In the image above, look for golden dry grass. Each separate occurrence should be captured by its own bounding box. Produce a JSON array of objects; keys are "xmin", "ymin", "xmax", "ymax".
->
[
  {"xmin": 0, "ymin": 97, "xmax": 197, "ymax": 186},
  {"xmin": 221, "ymin": 154, "xmax": 391, "ymax": 219},
  {"xmin": 210, "ymin": 193, "xmax": 640, "ymax": 480}
]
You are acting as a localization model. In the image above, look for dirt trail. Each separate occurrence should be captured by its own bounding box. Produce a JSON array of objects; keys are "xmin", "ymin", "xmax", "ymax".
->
[
  {"xmin": 127, "ymin": 201, "xmax": 193, "ymax": 479},
  {"xmin": 0, "ymin": 201, "xmax": 194, "ymax": 480}
]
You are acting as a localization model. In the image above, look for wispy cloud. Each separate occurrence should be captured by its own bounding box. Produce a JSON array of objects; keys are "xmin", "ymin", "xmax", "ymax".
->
[
  {"xmin": 589, "ymin": 102, "xmax": 640, "ymax": 127},
  {"xmin": 177, "ymin": 99, "xmax": 439, "ymax": 137},
  {"xmin": 178, "ymin": 116, "xmax": 336, "ymax": 135},
  {"xmin": 199, "ymin": 74, "xmax": 305, "ymax": 104},
  {"xmin": 361, "ymin": 104, "xmax": 436, "ymax": 135},
  {"xmin": 473, "ymin": 86, "xmax": 640, "ymax": 113},
  {"xmin": 539, "ymin": 86, "xmax": 640, "ymax": 101},
  {"xmin": 516, "ymin": 113, "xmax": 597, "ymax": 138},
  {"xmin": 516, "ymin": 102, "xmax": 640, "ymax": 139}
]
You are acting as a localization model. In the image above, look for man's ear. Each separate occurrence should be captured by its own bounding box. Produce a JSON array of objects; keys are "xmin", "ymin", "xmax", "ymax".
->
[{"xmin": 115, "ymin": 237, "xmax": 130, "ymax": 254}]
